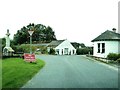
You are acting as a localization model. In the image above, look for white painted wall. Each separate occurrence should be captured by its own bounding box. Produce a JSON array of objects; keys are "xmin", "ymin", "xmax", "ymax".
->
[
  {"xmin": 119, "ymin": 41, "xmax": 120, "ymax": 53},
  {"xmin": 55, "ymin": 40, "xmax": 76, "ymax": 55},
  {"xmin": 93, "ymin": 41, "xmax": 120, "ymax": 58}
]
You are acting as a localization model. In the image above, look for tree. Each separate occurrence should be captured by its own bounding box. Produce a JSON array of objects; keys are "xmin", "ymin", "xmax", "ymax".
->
[
  {"xmin": 1, "ymin": 38, "xmax": 6, "ymax": 50},
  {"xmin": 71, "ymin": 42, "xmax": 80, "ymax": 49},
  {"xmin": 0, "ymin": 38, "xmax": 2, "ymax": 57},
  {"xmin": 42, "ymin": 26, "xmax": 56, "ymax": 42},
  {"xmin": 79, "ymin": 43, "xmax": 86, "ymax": 48},
  {"xmin": 71, "ymin": 42, "xmax": 86, "ymax": 49},
  {"xmin": 13, "ymin": 23, "xmax": 57, "ymax": 45}
]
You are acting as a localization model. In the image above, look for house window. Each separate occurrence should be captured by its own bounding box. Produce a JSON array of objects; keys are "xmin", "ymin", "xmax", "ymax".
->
[
  {"xmin": 97, "ymin": 43, "xmax": 100, "ymax": 53},
  {"xmin": 102, "ymin": 43, "xmax": 105, "ymax": 53}
]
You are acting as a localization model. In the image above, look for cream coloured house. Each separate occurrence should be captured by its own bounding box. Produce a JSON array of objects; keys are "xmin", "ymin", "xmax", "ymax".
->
[
  {"xmin": 91, "ymin": 29, "xmax": 120, "ymax": 58},
  {"xmin": 47, "ymin": 39, "xmax": 76, "ymax": 55}
]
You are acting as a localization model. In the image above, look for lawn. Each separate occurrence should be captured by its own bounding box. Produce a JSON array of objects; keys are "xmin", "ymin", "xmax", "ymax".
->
[
  {"xmin": 2, "ymin": 58, "xmax": 45, "ymax": 89},
  {"xmin": 0, "ymin": 59, "xmax": 2, "ymax": 90}
]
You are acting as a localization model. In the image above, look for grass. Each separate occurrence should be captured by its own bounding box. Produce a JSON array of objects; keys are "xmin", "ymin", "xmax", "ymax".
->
[
  {"xmin": 2, "ymin": 58, "xmax": 45, "ymax": 89},
  {"xmin": 0, "ymin": 59, "xmax": 2, "ymax": 90}
]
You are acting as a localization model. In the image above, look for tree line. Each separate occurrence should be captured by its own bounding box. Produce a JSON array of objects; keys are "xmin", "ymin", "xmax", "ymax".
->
[
  {"xmin": 1, "ymin": 23, "xmax": 93, "ymax": 55},
  {"xmin": 1, "ymin": 23, "xmax": 57, "ymax": 51},
  {"xmin": 13, "ymin": 23, "xmax": 57, "ymax": 45}
]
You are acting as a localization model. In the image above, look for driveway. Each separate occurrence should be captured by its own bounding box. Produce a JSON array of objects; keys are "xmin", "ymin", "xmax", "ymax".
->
[{"xmin": 22, "ymin": 55, "xmax": 118, "ymax": 88}]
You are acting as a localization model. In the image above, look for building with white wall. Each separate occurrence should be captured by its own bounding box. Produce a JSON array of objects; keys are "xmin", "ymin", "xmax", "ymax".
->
[
  {"xmin": 91, "ymin": 29, "xmax": 120, "ymax": 58},
  {"xmin": 47, "ymin": 39, "xmax": 76, "ymax": 55}
]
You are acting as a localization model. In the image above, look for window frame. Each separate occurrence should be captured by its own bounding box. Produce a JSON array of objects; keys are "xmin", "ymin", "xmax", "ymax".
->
[
  {"xmin": 101, "ymin": 43, "xmax": 105, "ymax": 53},
  {"xmin": 97, "ymin": 43, "xmax": 100, "ymax": 53}
]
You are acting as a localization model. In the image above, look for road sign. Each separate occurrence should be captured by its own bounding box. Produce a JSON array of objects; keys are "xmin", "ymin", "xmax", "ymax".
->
[{"xmin": 28, "ymin": 30, "xmax": 34, "ymax": 36}]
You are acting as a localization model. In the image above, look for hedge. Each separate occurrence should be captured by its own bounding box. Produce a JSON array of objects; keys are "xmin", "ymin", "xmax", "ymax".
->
[
  {"xmin": 107, "ymin": 53, "xmax": 120, "ymax": 61},
  {"xmin": 76, "ymin": 48, "xmax": 93, "ymax": 55}
]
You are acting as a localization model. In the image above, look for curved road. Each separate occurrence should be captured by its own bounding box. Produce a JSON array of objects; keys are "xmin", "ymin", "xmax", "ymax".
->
[{"xmin": 22, "ymin": 55, "xmax": 118, "ymax": 88}]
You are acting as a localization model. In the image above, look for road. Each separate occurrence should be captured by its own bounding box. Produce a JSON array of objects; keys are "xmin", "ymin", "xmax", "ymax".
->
[{"xmin": 22, "ymin": 55, "xmax": 118, "ymax": 88}]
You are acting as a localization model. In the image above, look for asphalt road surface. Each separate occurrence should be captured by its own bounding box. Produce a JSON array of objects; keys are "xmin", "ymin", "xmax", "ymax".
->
[{"xmin": 22, "ymin": 55, "xmax": 118, "ymax": 88}]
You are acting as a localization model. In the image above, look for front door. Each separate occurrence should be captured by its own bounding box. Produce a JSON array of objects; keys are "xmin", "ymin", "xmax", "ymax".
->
[{"xmin": 64, "ymin": 48, "xmax": 68, "ymax": 55}]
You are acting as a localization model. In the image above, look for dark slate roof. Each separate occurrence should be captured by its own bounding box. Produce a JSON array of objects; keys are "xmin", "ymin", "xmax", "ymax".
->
[
  {"xmin": 91, "ymin": 30, "xmax": 120, "ymax": 42},
  {"xmin": 48, "ymin": 40, "xmax": 65, "ymax": 48}
]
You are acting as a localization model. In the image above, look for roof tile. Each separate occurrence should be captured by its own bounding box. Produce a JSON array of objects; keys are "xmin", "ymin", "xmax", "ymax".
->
[{"xmin": 91, "ymin": 30, "xmax": 120, "ymax": 42}]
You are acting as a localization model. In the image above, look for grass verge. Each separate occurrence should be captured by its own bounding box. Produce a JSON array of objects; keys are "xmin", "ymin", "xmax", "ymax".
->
[
  {"xmin": 2, "ymin": 58, "xmax": 45, "ymax": 89},
  {"xmin": 0, "ymin": 60, "xmax": 2, "ymax": 90},
  {"xmin": 86, "ymin": 55, "xmax": 119, "ymax": 67}
]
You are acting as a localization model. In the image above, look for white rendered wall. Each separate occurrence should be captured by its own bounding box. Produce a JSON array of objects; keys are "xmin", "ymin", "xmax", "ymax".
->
[
  {"xmin": 93, "ymin": 41, "xmax": 120, "ymax": 58},
  {"xmin": 119, "ymin": 41, "xmax": 120, "ymax": 53},
  {"xmin": 55, "ymin": 40, "xmax": 76, "ymax": 55}
]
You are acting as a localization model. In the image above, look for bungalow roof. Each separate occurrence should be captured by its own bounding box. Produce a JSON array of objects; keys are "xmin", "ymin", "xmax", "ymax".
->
[
  {"xmin": 91, "ymin": 30, "xmax": 120, "ymax": 42},
  {"xmin": 48, "ymin": 40, "xmax": 65, "ymax": 48}
]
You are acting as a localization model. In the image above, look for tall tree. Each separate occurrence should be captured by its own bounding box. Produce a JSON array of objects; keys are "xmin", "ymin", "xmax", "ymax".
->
[
  {"xmin": 1, "ymin": 38, "xmax": 5, "ymax": 50},
  {"xmin": 13, "ymin": 23, "xmax": 57, "ymax": 45},
  {"xmin": 43, "ymin": 26, "xmax": 56, "ymax": 42}
]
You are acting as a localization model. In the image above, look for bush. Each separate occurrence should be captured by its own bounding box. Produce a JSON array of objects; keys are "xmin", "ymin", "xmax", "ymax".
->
[
  {"xmin": 49, "ymin": 48, "xmax": 55, "ymax": 55},
  {"xmin": 117, "ymin": 54, "xmax": 120, "ymax": 58},
  {"xmin": 117, "ymin": 58, "xmax": 120, "ymax": 63},
  {"xmin": 76, "ymin": 48, "xmax": 88, "ymax": 55},
  {"xmin": 107, "ymin": 53, "xmax": 119, "ymax": 61},
  {"xmin": 76, "ymin": 48, "xmax": 93, "ymax": 55},
  {"xmin": 41, "ymin": 47, "xmax": 48, "ymax": 54},
  {"xmin": 14, "ymin": 44, "xmax": 37, "ymax": 53}
]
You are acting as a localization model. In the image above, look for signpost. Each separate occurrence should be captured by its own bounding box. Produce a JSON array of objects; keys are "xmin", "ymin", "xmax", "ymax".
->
[
  {"xmin": 25, "ymin": 30, "xmax": 36, "ymax": 63},
  {"xmin": 24, "ymin": 53, "xmax": 36, "ymax": 62},
  {"xmin": 28, "ymin": 30, "xmax": 34, "ymax": 54}
]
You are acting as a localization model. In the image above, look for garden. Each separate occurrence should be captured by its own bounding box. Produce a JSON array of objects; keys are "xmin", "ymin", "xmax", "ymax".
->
[{"xmin": 86, "ymin": 53, "xmax": 120, "ymax": 66}]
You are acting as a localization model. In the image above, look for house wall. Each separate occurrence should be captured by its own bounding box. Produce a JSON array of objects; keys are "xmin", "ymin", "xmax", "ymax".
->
[
  {"xmin": 93, "ymin": 41, "xmax": 120, "ymax": 58},
  {"xmin": 55, "ymin": 40, "xmax": 76, "ymax": 55},
  {"xmin": 119, "ymin": 41, "xmax": 120, "ymax": 53}
]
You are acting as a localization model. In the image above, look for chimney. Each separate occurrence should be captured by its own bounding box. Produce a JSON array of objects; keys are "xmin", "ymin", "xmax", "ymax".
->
[{"xmin": 112, "ymin": 28, "xmax": 116, "ymax": 33}]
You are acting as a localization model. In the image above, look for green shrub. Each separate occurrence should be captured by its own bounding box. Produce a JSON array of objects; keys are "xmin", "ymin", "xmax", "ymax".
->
[
  {"xmin": 76, "ymin": 48, "xmax": 87, "ymax": 55},
  {"xmin": 41, "ymin": 47, "xmax": 48, "ymax": 54},
  {"xmin": 107, "ymin": 53, "xmax": 119, "ymax": 61},
  {"xmin": 76, "ymin": 48, "xmax": 93, "ymax": 55},
  {"xmin": 117, "ymin": 58, "xmax": 120, "ymax": 63},
  {"xmin": 49, "ymin": 48, "xmax": 55, "ymax": 55},
  {"xmin": 117, "ymin": 54, "xmax": 120, "ymax": 58},
  {"xmin": 14, "ymin": 44, "xmax": 37, "ymax": 53},
  {"xmin": 116, "ymin": 53, "xmax": 120, "ymax": 63}
]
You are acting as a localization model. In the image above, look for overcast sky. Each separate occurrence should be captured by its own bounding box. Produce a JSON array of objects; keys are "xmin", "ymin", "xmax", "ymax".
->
[{"xmin": 0, "ymin": 0, "xmax": 119, "ymax": 46}]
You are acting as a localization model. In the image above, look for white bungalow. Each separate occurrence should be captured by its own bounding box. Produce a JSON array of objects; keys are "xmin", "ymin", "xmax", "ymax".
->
[
  {"xmin": 91, "ymin": 28, "xmax": 120, "ymax": 58},
  {"xmin": 48, "ymin": 39, "xmax": 76, "ymax": 55}
]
